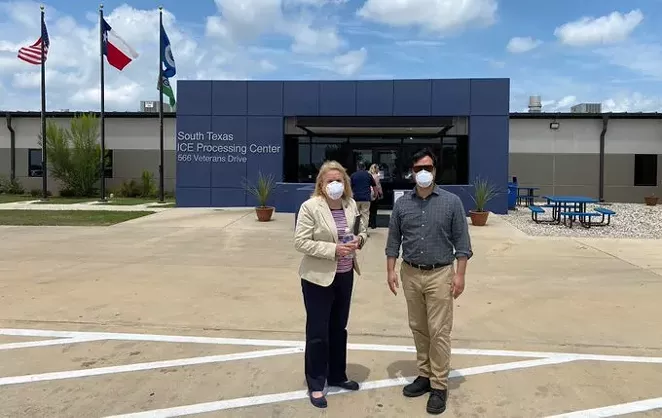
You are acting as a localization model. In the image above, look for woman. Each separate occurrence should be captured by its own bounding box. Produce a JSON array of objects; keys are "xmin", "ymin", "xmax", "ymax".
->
[
  {"xmin": 293, "ymin": 160, "xmax": 368, "ymax": 409},
  {"xmin": 368, "ymin": 163, "xmax": 383, "ymax": 229}
]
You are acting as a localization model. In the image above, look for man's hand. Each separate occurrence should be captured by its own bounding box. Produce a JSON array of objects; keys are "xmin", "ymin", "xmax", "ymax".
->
[
  {"xmin": 387, "ymin": 271, "xmax": 399, "ymax": 296},
  {"xmin": 451, "ymin": 273, "xmax": 465, "ymax": 299}
]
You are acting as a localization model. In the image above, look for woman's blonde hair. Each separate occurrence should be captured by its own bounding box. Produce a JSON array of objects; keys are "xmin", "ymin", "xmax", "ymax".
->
[
  {"xmin": 312, "ymin": 160, "xmax": 353, "ymax": 200},
  {"xmin": 369, "ymin": 163, "xmax": 380, "ymax": 175}
]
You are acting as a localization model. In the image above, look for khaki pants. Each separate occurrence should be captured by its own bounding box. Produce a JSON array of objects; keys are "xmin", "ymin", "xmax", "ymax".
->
[
  {"xmin": 356, "ymin": 201, "xmax": 370, "ymax": 232},
  {"xmin": 400, "ymin": 262, "xmax": 454, "ymax": 390}
]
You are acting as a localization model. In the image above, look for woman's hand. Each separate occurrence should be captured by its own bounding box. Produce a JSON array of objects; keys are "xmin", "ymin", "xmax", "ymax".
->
[{"xmin": 335, "ymin": 241, "xmax": 358, "ymax": 257}]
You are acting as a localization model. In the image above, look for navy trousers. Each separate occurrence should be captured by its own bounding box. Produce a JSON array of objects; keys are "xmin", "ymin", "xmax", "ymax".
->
[{"xmin": 301, "ymin": 270, "xmax": 354, "ymax": 392}]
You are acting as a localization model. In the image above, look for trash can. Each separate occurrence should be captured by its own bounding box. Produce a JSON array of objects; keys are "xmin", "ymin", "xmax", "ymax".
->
[{"xmin": 507, "ymin": 182, "xmax": 517, "ymax": 210}]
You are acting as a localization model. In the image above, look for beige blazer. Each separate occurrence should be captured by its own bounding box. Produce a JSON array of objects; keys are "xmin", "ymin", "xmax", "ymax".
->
[{"xmin": 294, "ymin": 196, "xmax": 368, "ymax": 287}]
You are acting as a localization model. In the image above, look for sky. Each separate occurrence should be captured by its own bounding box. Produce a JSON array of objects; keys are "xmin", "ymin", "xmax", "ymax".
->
[{"xmin": 1, "ymin": 0, "xmax": 662, "ymax": 113}]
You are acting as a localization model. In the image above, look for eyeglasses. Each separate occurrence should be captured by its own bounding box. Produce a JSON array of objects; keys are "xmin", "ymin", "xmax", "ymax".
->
[{"xmin": 411, "ymin": 165, "xmax": 434, "ymax": 173}]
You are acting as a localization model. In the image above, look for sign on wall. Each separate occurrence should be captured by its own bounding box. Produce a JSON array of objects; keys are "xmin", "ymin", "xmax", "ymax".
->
[{"xmin": 176, "ymin": 130, "xmax": 281, "ymax": 164}]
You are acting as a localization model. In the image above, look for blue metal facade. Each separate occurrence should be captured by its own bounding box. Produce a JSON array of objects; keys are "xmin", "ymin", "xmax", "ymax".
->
[{"xmin": 175, "ymin": 78, "xmax": 510, "ymax": 214}]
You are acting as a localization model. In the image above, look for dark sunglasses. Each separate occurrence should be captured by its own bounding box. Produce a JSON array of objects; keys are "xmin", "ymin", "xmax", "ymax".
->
[{"xmin": 412, "ymin": 165, "xmax": 434, "ymax": 173}]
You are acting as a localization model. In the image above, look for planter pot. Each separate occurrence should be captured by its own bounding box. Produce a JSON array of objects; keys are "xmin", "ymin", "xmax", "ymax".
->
[
  {"xmin": 469, "ymin": 210, "xmax": 489, "ymax": 226},
  {"xmin": 644, "ymin": 196, "xmax": 659, "ymax": 206},
  {"xmin": 255, "ymin": 206, "xmax": 275, "ymax": 222}
]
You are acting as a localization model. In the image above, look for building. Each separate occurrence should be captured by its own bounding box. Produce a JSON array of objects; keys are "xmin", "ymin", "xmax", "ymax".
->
[
  {"xmin": 1, "ymin": 112, "xmax": 178, "ymax": 195},
  {"xmin": 174, "ymin": 78, "xmax": 510, "ymax": 213},
  {"xmin": 510, "ymin": 112, "xmax": 661, "ymax": 202},
  {"xmin": 1, "ymin": 79, "xmax": 661, "ymax": 211}
]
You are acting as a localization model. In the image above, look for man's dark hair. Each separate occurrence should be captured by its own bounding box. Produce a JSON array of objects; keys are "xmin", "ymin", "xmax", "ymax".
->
[
  {"xmin": 411, "ymin": 148, "xmax": 438, "ymax": 167},
  {"xmin": 357, "ymin": 161, "xmax": 366, "ymax": 170}
]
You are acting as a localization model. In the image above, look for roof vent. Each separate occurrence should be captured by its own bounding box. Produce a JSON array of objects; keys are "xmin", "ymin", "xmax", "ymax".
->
[{"xmin": 528, "ymin": 96, "xmax": 542, "ymax": 113}]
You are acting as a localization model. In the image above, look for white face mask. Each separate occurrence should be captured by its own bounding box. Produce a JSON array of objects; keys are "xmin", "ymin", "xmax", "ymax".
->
[
  {"xmin": 325, "ymin": 181, "xmax": 344, "ymax": 200},
  {"xmin": 415, "ymin": 170, "xmax": 434, "ymax": 188}
]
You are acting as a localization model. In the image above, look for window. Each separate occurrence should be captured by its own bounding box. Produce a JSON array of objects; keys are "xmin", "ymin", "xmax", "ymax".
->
[
  {"xmin": 28, "ymin": 149, "xmax": 43, "ymax": 177},
  {"xmin": 103, "ymin": 150, "xmax": 114, "ymax": 178},
  {"xmin": 634, "ymin": 154, "xmax": 658, "ymax": 186}
]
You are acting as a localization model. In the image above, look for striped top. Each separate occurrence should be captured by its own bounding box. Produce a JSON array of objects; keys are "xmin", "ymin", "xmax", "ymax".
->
[{"xmin": 331, "ymin": 209, "xmax": 354, "ymax": 273}]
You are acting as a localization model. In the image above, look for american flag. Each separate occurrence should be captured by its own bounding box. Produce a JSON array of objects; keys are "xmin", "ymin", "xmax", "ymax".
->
[{"xmin": 17, "ymin": 18, "xmax": 50, "ymax": 65}]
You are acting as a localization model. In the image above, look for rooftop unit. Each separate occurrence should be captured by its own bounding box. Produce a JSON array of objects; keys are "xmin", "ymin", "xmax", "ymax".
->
[
  {"xmin": 140, "ymin": 100, "xmax": 173, "ymax": 113},
  {"xmin": 571, "ymin": 103, "xmax": 601, "ymax": 113}
]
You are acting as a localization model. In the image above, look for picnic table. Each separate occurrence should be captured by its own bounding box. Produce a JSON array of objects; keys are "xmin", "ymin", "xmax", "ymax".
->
[
  {"xmin": 517, "ymin": 187, "xmax": 539, "ymax": 206},
  {"xmin": 528, "ymin": 195, "xmax": 616, "ymax": 228}
]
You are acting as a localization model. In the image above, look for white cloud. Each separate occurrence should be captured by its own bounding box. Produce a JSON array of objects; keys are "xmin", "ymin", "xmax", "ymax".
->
[
  {"xmin": 543, "ymin": 95, "xmax": 577, "ymax": 111},
  {"xmin": 333, "ymin": 47, "xmax": 367, "ymax": 76},
  {"xmin": 601, "ymin": 92, "xmax": 662, "ymax": 112},
  {"xmin": 298, "ymin": 47, "xmax": 367, "ymax": 76},
  {"xmin": 554, "ymin": 10, "xmax": 644, "ymax": 47},
  {"xmin": 206, "ymin": 0, "xmax": 345, "ymax": 54},
  {"xmin": 0, "ymin": 0, "xmax": 367, "ymax": 111},
  {"xmin": 506, "ymin": 36, "xmax": 542, "ymax": 54},
  {"xmin": 594, "ymin": 43, "xmax": 662, "ymax": 80},
  {"xmin": 357, "ymin": 0, "xmax": 497, "ymax": 34}
]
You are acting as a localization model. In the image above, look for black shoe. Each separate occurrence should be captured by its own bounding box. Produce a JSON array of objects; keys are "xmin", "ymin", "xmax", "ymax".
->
[
  {"xmin": 426, "ymin": 389, "xmax": 447, "ymax": 415},
  {"xmin": 309, "ymin": 393, "xmax": 327, "ymax": 409},
  {"xmin": 329, "ymin": 380, "xmax": 360, "ymax": 391},
  {"xmin": 403, "ymin": 376, "xmax": 431, "ymax": 397}
]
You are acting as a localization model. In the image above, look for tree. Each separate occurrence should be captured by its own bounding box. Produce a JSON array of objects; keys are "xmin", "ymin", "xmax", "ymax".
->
[{"xmin": 39, "ymin": 113, "xmax": 106, "ymax": 197}]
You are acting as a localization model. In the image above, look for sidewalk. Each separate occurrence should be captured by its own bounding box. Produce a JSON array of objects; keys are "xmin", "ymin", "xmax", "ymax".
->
[{"xmin": 0, "ymin": 200, "xmax": 173, "ymax": 212}]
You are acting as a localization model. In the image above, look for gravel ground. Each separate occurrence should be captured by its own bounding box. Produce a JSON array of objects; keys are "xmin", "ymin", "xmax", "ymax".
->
[{"xmin": 499, "ymin": 202, "xmax": 662, "ymax": 239}]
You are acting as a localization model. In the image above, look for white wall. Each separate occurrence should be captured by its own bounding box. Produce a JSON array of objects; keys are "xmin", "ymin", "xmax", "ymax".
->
[
  {"xmin": 5, "ymin": 116, "xmax": 176, "ymax": 150},
  {"xmin": 509, "ymin": 118, "xmax": 602, "ymax": 154},
  {"xmin": 510, "ymin": 118, "xmax": 662, "ymax": 154},
  {"xmin": 0, "ymin": 121, "xmax": 8, "ymax": 148},
  {"xmin": 604, "ymin": 119, "xmax": 662, "ymax": 154}
]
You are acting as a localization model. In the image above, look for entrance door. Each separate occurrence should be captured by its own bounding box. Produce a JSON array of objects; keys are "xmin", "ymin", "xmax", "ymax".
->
[
  {"xmin": 350, "ymin": 147, "xmax": 400, "ymax": 208},
  {"xmin": 371, "ymin": 148, "xmax": 398, "ymax": 208}
]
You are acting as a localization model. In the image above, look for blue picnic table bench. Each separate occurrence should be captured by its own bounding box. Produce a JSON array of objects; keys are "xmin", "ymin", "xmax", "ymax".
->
[{"xmin": 528, "ymin": 196, "xmax": 617, "ymax": 228}]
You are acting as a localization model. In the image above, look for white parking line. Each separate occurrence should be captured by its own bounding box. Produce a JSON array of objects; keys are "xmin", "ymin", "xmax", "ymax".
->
[
  {"xmin": 545, "ymin": 396, "xmax": 662, "ymax": 417},
  {"xmin": 2, "ymin": 328, "xmax": 662, "ymax": 364},
  {"xmin": 105, "ymin": 357, "xmax": 576, "ymax": 417},
  {"xmin": 0, "ymin": 337, "xmax": 101, "ymax": 351},
  {"xmin": 0, "ymin": 347, "xmax": 303, "ymax": 386}
]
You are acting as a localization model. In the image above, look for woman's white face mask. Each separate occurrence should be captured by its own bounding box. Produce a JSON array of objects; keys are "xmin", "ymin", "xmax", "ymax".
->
[{"xmin": 325, "ymin": 181, "xmax": 344, "ymax": 200}]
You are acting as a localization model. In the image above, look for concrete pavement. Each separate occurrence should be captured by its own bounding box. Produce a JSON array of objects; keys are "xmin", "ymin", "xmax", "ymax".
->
[{"xmin": 1, "ymin": 209, "xmax": 661, "ymax": 417}]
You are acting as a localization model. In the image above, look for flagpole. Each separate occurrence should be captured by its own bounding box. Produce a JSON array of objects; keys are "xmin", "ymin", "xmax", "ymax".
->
[
  {"xmin": 99, "ymin": 4, "xmax": 107, "ymax": 202},
  {"xmin": 40, "ymin": 5, "xmax": 48, "ymax": 200},
  {"xmin": 158, "ymin": 6, "xmax": 165, "ymax": 203}
]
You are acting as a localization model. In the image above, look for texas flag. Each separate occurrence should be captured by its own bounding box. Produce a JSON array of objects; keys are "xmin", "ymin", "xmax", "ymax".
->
[{"xmin": 102, "ymin": 18, "xmax": 138, "ymax": 71}]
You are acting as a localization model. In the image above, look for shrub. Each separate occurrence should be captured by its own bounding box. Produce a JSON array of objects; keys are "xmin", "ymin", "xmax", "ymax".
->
[
  {"xmin": 0, "ymin": 176, "xmax": 25, "ymax": 195},
  {"xmin": 140, "ymin": 170, "xmax": 157, "ymax": 198},
  {"xmin": 118, "ymin": 179, "xmax": 141, "ymax": 198},
  {"xmin": 38, "ymin": 113, "xmax": 108, "ymax": 197}
]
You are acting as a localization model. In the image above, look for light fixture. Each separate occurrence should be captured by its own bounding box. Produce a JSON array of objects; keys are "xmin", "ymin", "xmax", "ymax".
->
[{"xmin": 549, "ymin": 121, "xmax": 560, "ymax": 130}]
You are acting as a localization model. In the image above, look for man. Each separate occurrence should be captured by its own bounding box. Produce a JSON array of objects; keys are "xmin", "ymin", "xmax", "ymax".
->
[
  {"xmin": 385, "ymin": 148, "xmax": 473, "ymax": 415},
  {"xmin": 350, "ymin": 161, "xmax": 376, "ymax": 234}
]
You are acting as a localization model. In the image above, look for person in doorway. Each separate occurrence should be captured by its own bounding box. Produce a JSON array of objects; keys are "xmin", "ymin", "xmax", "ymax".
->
[
  {"xmin": 368, "ymin": 163, "xmax": 383, "ymax": 229},
  {"xmin": 384, "ymin": 148, "xmax": 473, "ymax": 415},
  {"xmin": 350, "ymin": 161, "xmax": 376, "ymax": 235},
  {"xmin": 294, "ymin": 160, "xmax": 368, "ymax": 409}
]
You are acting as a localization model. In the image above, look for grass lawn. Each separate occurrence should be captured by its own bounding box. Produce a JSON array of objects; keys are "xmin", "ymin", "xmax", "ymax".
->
[
  {"xmin": 0, "ymin": 194, "xmax": 36, "ymax": 204},
  {"xmin": 104, "ymin": 197, "xmax": 175, "ymax": 206},
  {"xmin": 32, "ymin": 197, "xmax": 96, "ymax": 204},
  {"xmin": 0, "ymin": 210, "xmax": 155, "ymax": 226}
]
